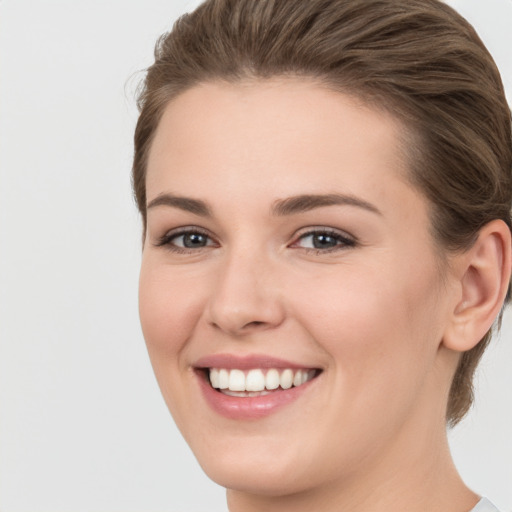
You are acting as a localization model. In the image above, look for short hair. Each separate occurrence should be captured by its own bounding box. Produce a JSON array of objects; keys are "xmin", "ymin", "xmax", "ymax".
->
[{"xmin": 132, "ymin": 0, "xmax": 512, "ymax": 426}]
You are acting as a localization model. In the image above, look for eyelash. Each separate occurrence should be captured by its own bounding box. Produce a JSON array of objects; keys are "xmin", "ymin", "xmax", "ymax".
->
[
  {"xmin": 154, "ymin": 227, "xmax": 357, "ymax": 254},
  {"xmin": 292, "ymin": 228, "xmax": 357, "ymax": 253},
  {"xmin": 155, "ymin": 227, "xmax": 216, "ymax": 254}
]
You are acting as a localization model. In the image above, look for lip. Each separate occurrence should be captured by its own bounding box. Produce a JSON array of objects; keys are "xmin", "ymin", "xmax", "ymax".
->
[
  {"xmin": 193, "ymin": 353, "xmax": 321, "ymax": 420},
  {"xmin": 194, "ymin": 353, "xmax": 314, "ymax": 370}
]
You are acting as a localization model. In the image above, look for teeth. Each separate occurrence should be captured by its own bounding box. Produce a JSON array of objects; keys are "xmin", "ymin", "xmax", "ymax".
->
[
  {"xmin": 219, "ymin": 369, "xmax": 229, "ymax": 389},
  {"xmin": 246, "ymin": 369, "xmax": 265, "ymax": 392},
  {"xmin": 208, "ymin": 368, "xmax": 317, "ymax": 393},
  {"xmin": 209, "ymin": 368, "xmax": 220, "ymax": 388},
  {"xmin": 265, "ymin": 369, "xmax": 280, "ymax": 390},
  {"xmin": 280, "ymin": 369, "xmax": 293, "ymax": 389},
  {"xmin": 229, "ymin": 369, "xmax": 246, "ymax": 391}
]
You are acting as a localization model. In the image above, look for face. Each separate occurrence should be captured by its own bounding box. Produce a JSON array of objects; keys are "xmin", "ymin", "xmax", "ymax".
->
[{"xmin": 139, "ymin": 79, "xmax": 457, "ymax": 497}]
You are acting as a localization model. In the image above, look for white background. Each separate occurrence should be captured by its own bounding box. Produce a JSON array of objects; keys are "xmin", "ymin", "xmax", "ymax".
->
[{"xmin": 0, "ymin": 1, "xmax": 511, "ymax": 511}]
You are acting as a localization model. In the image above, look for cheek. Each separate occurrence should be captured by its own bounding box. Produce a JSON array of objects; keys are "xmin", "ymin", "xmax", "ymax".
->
[
  {"xmin": 294, "ymin": 260, "xmax": 444, "ymax": 395},
  {"xmin": 138, "ymin": 258, "xmax": 210, "ymax": 433},
  {"xmin": 138, "ymin": 258, "xmax": 204, "ymax": 363}
]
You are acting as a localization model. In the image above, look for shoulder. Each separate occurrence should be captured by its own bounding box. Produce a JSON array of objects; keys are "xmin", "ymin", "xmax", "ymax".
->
[{"xmin": 471, "ymin": 498, "xmax": 502, "ymax": 512}]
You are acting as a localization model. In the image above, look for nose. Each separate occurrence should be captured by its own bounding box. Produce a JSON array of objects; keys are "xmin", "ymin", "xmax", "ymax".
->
[{"xmin": 206, "ymin": 251, "xmax": 286, "ymax": 336}]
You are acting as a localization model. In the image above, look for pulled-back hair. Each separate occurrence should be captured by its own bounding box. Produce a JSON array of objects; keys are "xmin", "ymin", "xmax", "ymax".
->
[{"xmin": 133, "ymin": 0, "xmax": 512, "ymax": 425}]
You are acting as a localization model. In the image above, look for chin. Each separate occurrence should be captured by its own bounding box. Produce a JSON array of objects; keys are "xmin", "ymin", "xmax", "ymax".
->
[
  {"xmin": 186, "ymin": 427, "xmax": 340, "ymax": 498},
  {"xmin": 200, "ymin": 456, "xmax": 315, "ymax": 497}
]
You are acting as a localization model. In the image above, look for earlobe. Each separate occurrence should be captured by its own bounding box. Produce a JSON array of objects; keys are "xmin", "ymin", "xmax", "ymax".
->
[{"xmin": 443, "ymin": 219, "xmax": 512, "ymax": 352}]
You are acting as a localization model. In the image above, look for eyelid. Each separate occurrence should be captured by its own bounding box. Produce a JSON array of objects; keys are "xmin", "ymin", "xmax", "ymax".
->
[
  {"xmin": 154, "ymin": 226, "xmax": 218, "ymax": 250},
  {"xmin": 290, "ymin": 226, "xmax": 357, "ymax": 251},
  {"xmin": 152, "ymin": 225, "xmax": 356, "ymax": 253}
]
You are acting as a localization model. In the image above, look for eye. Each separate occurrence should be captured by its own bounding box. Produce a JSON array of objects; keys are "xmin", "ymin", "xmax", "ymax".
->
[
  {"xmin": 155, "ymin": 228, "xmax": 217, "ymax": 252},
  {"xmin": 175, "ymin": 232, "xmax": 210, "ymax": 248},
  {"xmin": 292, "ymin": 228, "xmax": 356, "ymax": 252}
]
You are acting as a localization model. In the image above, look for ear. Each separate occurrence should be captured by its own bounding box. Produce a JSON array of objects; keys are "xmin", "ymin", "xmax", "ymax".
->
[{"xmin": 443, "ymin": 219, "xmax": 512, "ymax": 352}]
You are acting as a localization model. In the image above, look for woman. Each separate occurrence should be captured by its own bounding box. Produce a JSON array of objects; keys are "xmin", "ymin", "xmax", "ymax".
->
[{"xmin": 133, "ymin": 0, "xmax": 511, "ymax": 510}]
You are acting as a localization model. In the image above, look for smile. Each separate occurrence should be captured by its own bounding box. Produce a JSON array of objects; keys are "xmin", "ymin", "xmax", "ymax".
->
[
  {"xmin": 208, "ymin": 368, "xmax": 317, "ymax": 396},
  {"xmin": 194, "ymin": 355, "xmax": 322, "ymax": 420}
]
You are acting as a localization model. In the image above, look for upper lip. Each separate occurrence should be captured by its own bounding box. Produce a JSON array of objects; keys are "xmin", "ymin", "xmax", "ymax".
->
[{"xmin": 194, "ymin": 353, "xmax": 320, "ymax": 370}]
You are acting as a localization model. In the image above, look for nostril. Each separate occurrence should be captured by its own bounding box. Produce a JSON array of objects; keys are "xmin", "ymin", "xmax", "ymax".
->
[{"xmin": 243, "ymin": 321, "xmax": 267, "ymax": 330}]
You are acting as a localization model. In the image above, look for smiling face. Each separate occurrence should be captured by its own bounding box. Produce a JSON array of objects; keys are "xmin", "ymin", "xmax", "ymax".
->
[{"xmin": 139, "ymin": 79, "xmax": 461, "ymax": 500}]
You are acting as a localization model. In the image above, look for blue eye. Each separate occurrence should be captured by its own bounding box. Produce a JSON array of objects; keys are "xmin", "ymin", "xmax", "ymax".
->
[
  {"xmin": 294, "ymin": 229, "xmax": 356, "ymax": 251},
  {"xmin": 156, "ymin": 228, "xmax": 216, "ymax": 251},
  {"xmin": 176, "ymin": 232, "xmax": 209, "ymax": 248}
]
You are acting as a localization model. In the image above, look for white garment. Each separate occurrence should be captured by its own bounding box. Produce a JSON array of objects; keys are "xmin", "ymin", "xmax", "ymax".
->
[{"xmin": 471, "ymin": 497, "xmax": 501, "ymax": 512}]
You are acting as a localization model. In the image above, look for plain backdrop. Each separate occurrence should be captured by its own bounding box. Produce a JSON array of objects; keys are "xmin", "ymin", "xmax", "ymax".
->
[{"xmin": 0, "ymin": 1, "xmax": 511, "ymax": 511}]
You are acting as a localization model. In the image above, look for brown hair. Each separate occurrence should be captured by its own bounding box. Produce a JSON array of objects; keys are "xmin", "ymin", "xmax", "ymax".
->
[{"xmin": 133, "ymin": 0, "xmax": 512, "ymax": 425}]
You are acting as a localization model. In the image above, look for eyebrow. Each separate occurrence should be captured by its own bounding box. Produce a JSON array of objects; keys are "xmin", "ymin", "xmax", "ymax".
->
[
  {"xmin": 147, "ymin": 194, "xmax": 212, "ymax": 217},
  {"xmin": 146, "ymin": 192, "xmax": 381, "ymax": 217},
  {"xmin": 271, "ymin": 193, "xmax": 382, "ymax": 216}
]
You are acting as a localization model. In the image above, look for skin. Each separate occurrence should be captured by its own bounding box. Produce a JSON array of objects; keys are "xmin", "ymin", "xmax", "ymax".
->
[{"xmin": 139, "ymin": 79, "xmax": 485, "ymax": 511}]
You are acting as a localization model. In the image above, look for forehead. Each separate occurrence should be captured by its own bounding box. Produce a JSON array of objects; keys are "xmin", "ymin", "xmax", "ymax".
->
[{"xmin": 146, "ymin": 78, "xmax": 418, "ymax": 217}]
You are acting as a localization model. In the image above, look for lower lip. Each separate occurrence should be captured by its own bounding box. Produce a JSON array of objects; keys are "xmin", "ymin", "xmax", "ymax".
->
[{"xmin": 196, "ymin": 371, "xmax": 317, "ymax": 420}]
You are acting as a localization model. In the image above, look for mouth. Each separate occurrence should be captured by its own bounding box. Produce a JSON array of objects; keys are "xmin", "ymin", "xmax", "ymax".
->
[
  {"xmin": 206, "ymin": 367, "xmax": 320, "ymax": 397},
  {"xmin": 193, "ymin": 355, "xmax": 322, "ymax": 419}
]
